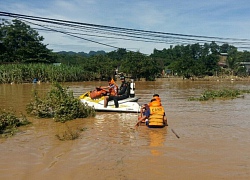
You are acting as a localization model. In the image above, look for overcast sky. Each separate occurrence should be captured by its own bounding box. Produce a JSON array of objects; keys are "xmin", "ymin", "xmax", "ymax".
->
[{"xmin": 1, "ymin": 0, "xmax": 250, "ymax": 54}]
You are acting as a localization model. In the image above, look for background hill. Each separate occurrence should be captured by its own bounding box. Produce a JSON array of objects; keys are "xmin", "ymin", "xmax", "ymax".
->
[{"xmin": 57, "ymin": 50, "xmax": 106, "ymax": 57}]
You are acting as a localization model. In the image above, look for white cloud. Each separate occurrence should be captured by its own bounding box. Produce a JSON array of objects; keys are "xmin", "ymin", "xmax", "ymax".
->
[{"xmin": 2, "ymin": 0, "xmax": 250, "ymax": 54}]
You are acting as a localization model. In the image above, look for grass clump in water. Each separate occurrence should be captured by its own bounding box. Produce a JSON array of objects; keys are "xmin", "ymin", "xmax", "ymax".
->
[
  {"xmin": 55, "ymin": 124, "xmax": 86, "ymax": 141},
  {"xmin": 0, "ymin": 109, "xmax": 30, "ymax": 137},
  {"xmin": 188, "ymin": 89, "xmax": 250, "ymax": 101},
  {"xmin": 26, "ymin": 82, "xmax": 95, "ymax": 122}
]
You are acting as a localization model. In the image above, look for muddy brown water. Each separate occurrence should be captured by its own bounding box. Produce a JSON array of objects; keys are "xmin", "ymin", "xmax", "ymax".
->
[{"xmin": 0, "ymin": 79, "xmax": 250, "ymax": 180}]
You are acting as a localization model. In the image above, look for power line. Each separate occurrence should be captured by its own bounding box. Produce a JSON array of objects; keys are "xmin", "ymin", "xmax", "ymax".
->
[
  {"xmin": 1, "ymin": 11, "xmax": 250, "ymax": 41},
  {"xmin": 1, "ymin": 11, "xmax": 250, "ymax": 52},
  {"xmin": 21, "ymin": 19, "xmax": 121, "ymax": 49}
]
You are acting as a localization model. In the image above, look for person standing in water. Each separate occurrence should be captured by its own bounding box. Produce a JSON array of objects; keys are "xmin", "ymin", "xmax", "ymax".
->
[{"xmin": 136, "ymin": 94, "xmax": 168, "ymax": 127}]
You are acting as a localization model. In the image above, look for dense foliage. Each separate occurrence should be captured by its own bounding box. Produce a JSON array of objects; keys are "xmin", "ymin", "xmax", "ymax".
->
[
  {"xmin": 0, "ymin": 19, "xmax": 56, "ymax": 63},
  {"xmin": 56, "ymin": 43, "xmax": 250, "ymax": 80},
  {"xmin": 26, "ymin": 83, "xmax": 96, "ymax": 122},
  {"xmin": 150, "ymin": 43, "xmax": 250, "ymax": 78},
  {"xmin": 0, "ymin": 109, "xmax": 30, "ymax": 136},
  {"xmin": 1, "ymin": 19, "xmax": 250, "ymax": 81}
]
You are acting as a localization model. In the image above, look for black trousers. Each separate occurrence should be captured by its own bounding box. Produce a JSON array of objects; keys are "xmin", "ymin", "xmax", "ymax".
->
[{"xmin": 108, "ymin": 95, "xmax": 128, "ymax": 108}]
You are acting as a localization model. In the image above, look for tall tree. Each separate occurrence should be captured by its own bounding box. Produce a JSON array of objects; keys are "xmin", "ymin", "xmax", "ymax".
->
[{"xmin": 0, "ymin": 19, "xmax": 56, "ymax": 63}]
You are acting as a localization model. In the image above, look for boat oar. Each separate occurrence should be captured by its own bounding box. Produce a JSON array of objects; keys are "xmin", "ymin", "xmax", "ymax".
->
[{"xmin": 171, "ymin": 128, "xmax": 180, "ymax": 138}]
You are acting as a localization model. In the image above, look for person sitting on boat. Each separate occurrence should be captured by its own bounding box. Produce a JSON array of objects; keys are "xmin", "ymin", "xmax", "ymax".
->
[
  {"xmin": 100, "ymin": 77, "xmax": 118, "ymax": 96},
  {"xmin": 104, "ymin": 75, "xmax": 130, "ymax": 108}
]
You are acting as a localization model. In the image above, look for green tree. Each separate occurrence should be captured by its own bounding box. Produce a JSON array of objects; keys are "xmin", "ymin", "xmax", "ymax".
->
[
  {"xmin": 119, "ymin": 51, "xmax": 158, "ymax": 80},
  {"xmin": 210, "ymin": 41, "xmax": 220, "ymax": 55},
  {"xmin": 0, "ymin": 19, "xmax": 56, "ymax": 63},
  {"xmin": 107, "ymin": 48, "xmax": 127, "ymax": 61},
  {"xmin": 220, "ymin": 44, "xmax": 239, "ymax": 75}
]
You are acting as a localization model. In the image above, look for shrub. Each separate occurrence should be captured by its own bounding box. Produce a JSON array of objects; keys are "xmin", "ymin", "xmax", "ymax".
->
[
  {"xmin": 0, "ymin": 109, "xmax": 30, "ymax": 136},
  {"xmin": 188, "ymin": 89, "xmax": 250, "ymax": 101},
  {"xmin": 26, "ymin": 82, "xmax": 95, "ymax": 122}
]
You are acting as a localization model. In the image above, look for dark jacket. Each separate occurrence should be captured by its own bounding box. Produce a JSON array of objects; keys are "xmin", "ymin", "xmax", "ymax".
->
[{"xmin": 118, "ymin": 81, "xmax": 129, "ymax": 97}]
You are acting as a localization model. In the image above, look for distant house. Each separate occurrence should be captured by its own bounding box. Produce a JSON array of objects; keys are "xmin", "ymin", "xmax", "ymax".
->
[
  {"xmin": 240, "ymin": 62, "xmax": 250, "ymax": 74},
  {"xmin": 53, "ymin": 63, "xmax": 61, "ymax": 66},
  {"xmin": 218, "ymin": 53, "xmax": 228, "ymax": 68},
  {"xmin": 165, "ymin": 69, "xmax": 172, "ymax": 75},
  {"xmin": 218, "ymin": 53, "xmax": 250, "ymax": 74}
]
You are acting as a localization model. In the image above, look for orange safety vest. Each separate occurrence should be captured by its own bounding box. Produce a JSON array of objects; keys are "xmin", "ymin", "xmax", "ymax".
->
[
  {"xmin": 109, "ymin": 79, "xmax": 118, "ymax": 96},
  {"xmin": 109, "ymin": 84, "xmax": 118, "ymax": 96},
  {"xmin": 148, "ymin": 96, "xmax": 161, "ymax": 107},
  {"xmin": 148, "ymin": 101, "xmax": 165, "ymax": 127}
]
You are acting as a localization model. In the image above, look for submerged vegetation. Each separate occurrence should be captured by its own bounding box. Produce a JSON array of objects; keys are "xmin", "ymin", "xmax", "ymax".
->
[
  {"xmin": 188, "ymin": 89, "xmax": 250, "ymax": 101},
  {"xmin": 26, "ymin": 83, "xmax": 96, "ymax": 122},
  {"xmin": 1, "ymin": 83, "xmax": 93, "ymax": 138},
  {"xmin": 0, "ymin": 110, "xmax": 30, "ymax": 137},
  {"xmin": 55, "ymin": 124, "xmax": 87, "ymax": 141}
]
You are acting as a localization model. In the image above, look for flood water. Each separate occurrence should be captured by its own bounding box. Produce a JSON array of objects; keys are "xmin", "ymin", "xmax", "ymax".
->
[{"xmin": 0, "ymin": 79, "xmax": 250, "ymax": 180}]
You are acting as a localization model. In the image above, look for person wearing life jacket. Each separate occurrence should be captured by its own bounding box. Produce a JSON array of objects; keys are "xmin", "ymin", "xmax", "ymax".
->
[
  {"xmin": 136, "ymin": 94, "xmax": 168, "ymax": 127},
  {"xmin": 150, "ymin": 94, "xmax": 168, "ymax": 126},
  {"xmin": 104, "ymin": 75, "xmax": 130, "ymax": 108},
  {"xmin": 108, "ymin": 78, "xmax": 118, "ymax": 96},
  {"xmin": 100, "ymin": 77, "xmax": 118, "ymax": 95},
  {"xmin": 153, "ymin": 94, "xmax": 161, "ymax": 102},
  {"xmin": 138, "ymin": 93, "xmax": 161, "ymax": 120},
  {"xmin": 146, "ymin": 98, "xmax": 166, "ymax": 128},
  {"xmin": 92, "ymin": 77, "xmax": 117, "ymax": 99}
]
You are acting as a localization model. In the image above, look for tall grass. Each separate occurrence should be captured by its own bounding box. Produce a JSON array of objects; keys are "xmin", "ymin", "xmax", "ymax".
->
[{"xmin": 0, "ymin": 64, "xmax": 99, "ymax": 83}]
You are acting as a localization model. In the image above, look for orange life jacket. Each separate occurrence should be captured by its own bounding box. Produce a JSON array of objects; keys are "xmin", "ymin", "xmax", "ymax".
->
[
  {"xmin": 109, "ymin": 85, "xmax": 118, "ymax": 96},
  {"xmin": 148, "ymin": 101, "xmax": 165, "ymax": 127},
  {"xmin": 148, "ymin": 96, "xmax": 161, "ymax": 107},
  {"xmin": 90, "ymin": 89, "xmax": 107, "ymax": 99},
  {"xmin": 109, "ymin": 79, "xmax": 118, "ymax": 96}
]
